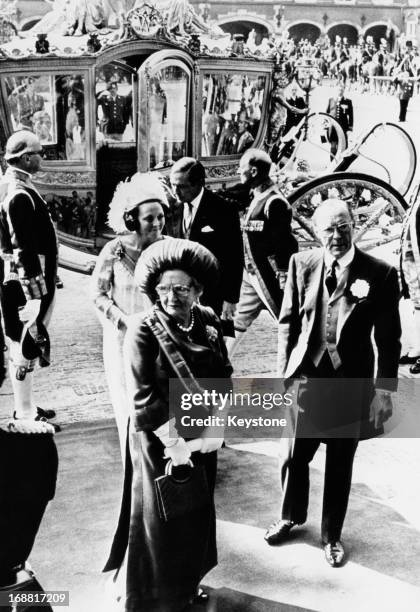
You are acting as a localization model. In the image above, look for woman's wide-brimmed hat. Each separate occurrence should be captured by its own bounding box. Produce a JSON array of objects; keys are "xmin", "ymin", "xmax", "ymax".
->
[
  {"xmin": 107, "ymin": 172, "xmax": 169, "ymax": 234},
  {"xmin": 135, "ymin": 238, "xmax": 219, "ymax": 302}
]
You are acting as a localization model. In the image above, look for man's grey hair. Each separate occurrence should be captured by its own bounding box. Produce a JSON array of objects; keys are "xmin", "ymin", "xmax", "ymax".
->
[{"xmin": 312, "ymin": 198, "xmax": 355, "ymax": 226}]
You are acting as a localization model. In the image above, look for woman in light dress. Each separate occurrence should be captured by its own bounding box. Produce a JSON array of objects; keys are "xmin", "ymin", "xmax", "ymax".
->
[{"xmin": 91, "ymin": 173, "xmax": 168, "ymax": 455}]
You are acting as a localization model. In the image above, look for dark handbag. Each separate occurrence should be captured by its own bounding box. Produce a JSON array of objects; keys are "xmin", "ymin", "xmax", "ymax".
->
[{"xmin": 154, "ymin": 459, "xmax": 211, "ymax": 522}]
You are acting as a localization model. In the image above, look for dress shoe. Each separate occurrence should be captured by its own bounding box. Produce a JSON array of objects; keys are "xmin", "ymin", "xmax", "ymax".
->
[
  {"xmin": 187, "ymin": 587, "xmax": 209, "ymax": 608},
  {"xmin": 399, "ymin": 354, "xmax": 419, "ymax": 365},
  {"xmin": 409, "ymin": 359, "xmax": 420, "ymax": 375},
  {"xmin": 264, "ymin": 520, "xmax": 297, "ymax": 545},
  {"xmin": 324, "ymin": 541, "xmax": 345, "ymax": 567}
]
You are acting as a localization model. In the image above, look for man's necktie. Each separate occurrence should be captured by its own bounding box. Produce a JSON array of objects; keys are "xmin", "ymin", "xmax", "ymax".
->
[
  {"xmin": 183, "ymin": 203, "xmax": 194, "ymax": 236},
  {"xmin": 325, "ymin": 260, "xmax": 338, "ymax": 296}
]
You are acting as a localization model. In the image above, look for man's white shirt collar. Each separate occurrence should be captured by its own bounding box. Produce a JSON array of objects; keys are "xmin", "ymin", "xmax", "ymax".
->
[{"xmin": 324, "ymin": 244, "xmax": 355, "ymax": 273}]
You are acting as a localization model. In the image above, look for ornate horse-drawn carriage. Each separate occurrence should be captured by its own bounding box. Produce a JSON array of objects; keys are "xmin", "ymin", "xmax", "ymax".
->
[{"xmin": 0, "ymin": 2, "xmax": 415, "ymax": 272}]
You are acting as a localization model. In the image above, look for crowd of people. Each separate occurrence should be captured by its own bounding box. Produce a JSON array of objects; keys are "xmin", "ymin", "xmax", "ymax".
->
[
  {"xmin": 45, "ymin": 190, "xmax": 97, "ymax": 239},
  {"xmin": 0, "ymin": 93, "xmax": 417, "ymax": 609},
  {"xmin": 250, "ymin": 30, "xmax": 420, "ymax": 96}
]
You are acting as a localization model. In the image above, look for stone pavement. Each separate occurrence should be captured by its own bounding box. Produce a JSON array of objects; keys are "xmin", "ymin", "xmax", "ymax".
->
[{"xmin": 29, "ymin": 423, "xmax": 420, "ymax": 612}]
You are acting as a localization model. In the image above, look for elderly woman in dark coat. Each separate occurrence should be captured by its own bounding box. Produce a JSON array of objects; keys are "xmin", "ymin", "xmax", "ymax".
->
[{"xmin": 104, "ymin": 238, "xmax": 232, "ymax": 612}]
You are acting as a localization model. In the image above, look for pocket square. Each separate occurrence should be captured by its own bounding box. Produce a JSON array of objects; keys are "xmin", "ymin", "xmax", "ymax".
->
[{"xmin": 201, "ymin": 225, "xmax": 214, "ymax": 233}]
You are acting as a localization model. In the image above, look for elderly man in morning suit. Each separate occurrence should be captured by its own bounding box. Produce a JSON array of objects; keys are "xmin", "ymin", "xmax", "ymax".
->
[
  {"xmin": 167, "ymin": 157, "xmax": 244, "ymax": 334},
  {"xmin": 265, "ymin": 199, "xmax": 401, "ymax": 567}
]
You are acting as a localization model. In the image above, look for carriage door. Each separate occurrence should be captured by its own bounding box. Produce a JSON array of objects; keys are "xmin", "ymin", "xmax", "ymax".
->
[
  {"xmin": 95, "ymin": 60, "xmax": 138, "ymax": 229},
  {"xmin": 137, "ymin": 50, "xmax": 193, "ymax": 173}
]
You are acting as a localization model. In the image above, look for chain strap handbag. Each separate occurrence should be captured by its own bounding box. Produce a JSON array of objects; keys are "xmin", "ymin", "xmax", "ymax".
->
[{"xmin": 154, "ymin": 459, "xmax": 211, "ymax": 522}]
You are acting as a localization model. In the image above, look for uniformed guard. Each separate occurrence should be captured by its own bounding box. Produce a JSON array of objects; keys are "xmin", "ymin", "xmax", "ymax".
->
[
  {"xmin": 326, "ymin": 83, "xmax": 353, "ymax": 159},
  {"xmin": 97, "ymin": 80, "xmax": 129, "ymax": 141},
  {"xmin": 0, "ymin": 130, "xmax": 58, "ymax": 423},
  {"xmin": 226, "ymin": 149, "xmax": 298, "ymax": 355}
]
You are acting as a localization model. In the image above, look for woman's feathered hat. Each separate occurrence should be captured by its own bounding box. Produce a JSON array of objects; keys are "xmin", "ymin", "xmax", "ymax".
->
[
  {"xmin": 135, "ymin": 238, "xmax": 219, "ymax": 302},
  {"xmin": 107, "ymin": 172, "xmax": 169, "ymax": 234}
]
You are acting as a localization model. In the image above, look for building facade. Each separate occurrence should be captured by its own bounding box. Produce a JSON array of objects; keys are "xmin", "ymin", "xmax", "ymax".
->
[{"xmin": 192, "ymin": 0, "xmax": 420, "ymax": 47}]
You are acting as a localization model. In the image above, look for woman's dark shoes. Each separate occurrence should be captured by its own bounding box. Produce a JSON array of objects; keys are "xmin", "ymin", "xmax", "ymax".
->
[
  {"xmin": 399, "ymin": 354, "xmax": 420, "ymax": 365},
  {"xmin": 409, "ymin": 358, "xmax": 420, "ymax": 375},
  {"xmin": 324, "ymin": 541, "xmax": 345, "ymax": 567},
  {"xmin": 264, "ymin": 519, "xmax": 297, "ymax": 545}
]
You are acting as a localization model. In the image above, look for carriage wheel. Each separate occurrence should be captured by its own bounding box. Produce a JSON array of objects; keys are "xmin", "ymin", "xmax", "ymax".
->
[{"xmin": 288, "ymin": 172, "xmax": 408, "ymax": 252}]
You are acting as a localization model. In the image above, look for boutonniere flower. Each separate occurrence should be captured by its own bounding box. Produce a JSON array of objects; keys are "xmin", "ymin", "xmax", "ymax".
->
[
  {"xmin": 206, "ymin": 325, "xmax": 218, "ymax": 343},
  {"xmin": 350, "ymin": 279, "xmax": 370, "ymax": 300}
]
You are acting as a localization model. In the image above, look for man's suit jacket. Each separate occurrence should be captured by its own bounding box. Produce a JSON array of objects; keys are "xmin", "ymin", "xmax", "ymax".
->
[
  {"xmin": 278, "ymin": 247, "xmax": 401, "ymax": 385},
  {"xmin": 165, "ymin": 189, "xmax": 244, "ymax": 314},
  {"xmin": 326, "ymin": 96, "xmax": 353, "ymax": 134},
  {"xmin": 278, "ymin": 247, "xmax": 401, "ymax": 437}
]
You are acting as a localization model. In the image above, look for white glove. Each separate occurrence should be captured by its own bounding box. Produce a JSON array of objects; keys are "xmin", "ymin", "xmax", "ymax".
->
[
  {"xmin": 163, "ymin": 438, "xmax": 192, "ymax": 465},
  {"xmin": 6, "ymin": 419, "xmax": 56, "ymax": 435}
]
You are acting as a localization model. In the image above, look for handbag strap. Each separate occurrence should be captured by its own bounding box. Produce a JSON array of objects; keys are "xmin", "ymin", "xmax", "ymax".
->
[{"xmin": 144, "ymin": 307, "xmax": 204, "ymax": 396}]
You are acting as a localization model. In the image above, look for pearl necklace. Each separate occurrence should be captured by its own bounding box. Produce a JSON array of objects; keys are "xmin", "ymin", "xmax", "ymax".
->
[{"xmin": 176, "ymin": 310, "xmax": 195, "ymax": 333}]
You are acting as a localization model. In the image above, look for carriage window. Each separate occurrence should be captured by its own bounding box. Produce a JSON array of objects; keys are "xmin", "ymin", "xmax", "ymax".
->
[
  {"xmin": 96, "ymin": 66, "xmax": 134, "ymax": 143},
  {"xmin": 148, "ymin": 65, "xmax": 188, "ymax": 169},
  {"xmin": 6, "ymin": 75, "xmax": 55, "ymax": 141},
  {"xmin": 201, "ymin": 73, "xmax": 266, "ymax": 157},
  {"xmin": 4, "ymin": 74, "xmax": 87, "ymax": 162}
]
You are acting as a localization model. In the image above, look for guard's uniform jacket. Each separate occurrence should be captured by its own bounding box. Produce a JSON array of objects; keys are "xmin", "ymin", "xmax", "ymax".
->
[
  {"xmin": 98, "ymin": 94, "xmax": 128, "ymax": 135},
  {"xmin": 0, "ymin": 167, "xmax": 57, "ymax": 344},
  {"xmin": 242, "ymin": 182, "xmax": 298, "ymax": 318}
]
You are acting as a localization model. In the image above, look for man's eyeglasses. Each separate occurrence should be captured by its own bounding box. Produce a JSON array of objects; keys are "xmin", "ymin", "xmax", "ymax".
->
[
  {"xmin": 156, "ymin": 284, "xmax": 193, "ymax": 297},
  {"xmin": 319, "ymin": 222, "xmax": 353, "ymax": 237}
]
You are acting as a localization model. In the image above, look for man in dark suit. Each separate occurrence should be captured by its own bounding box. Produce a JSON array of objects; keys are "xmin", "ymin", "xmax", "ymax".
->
[
  {"xmin": 284, "ymin": 84, "xmax": 307, "ymax": 135},
  {"xmin": 280, "ymin": 84, "xmax": 308, "ymax": 161},
  {"xmin": 265, "ymin": 199, "xmax": 401, "ymax": 566},
  {"xmin": 400, "ymin": 185, "xmax": 420, "ymax": 373},
  {"xmin": 168, "ymin": 158, "xmax": 243, "ymax": 328},
  {"xmin": 326, "ymin": 83, "xmax": 353, "ymax": 158},
  {"xmin": 226, "ymin": 149, "xmax": 298, "ymax": 355},
  {"xmin": 395, "ymin": 71, "xmax": 414, "ymax": 122}
]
